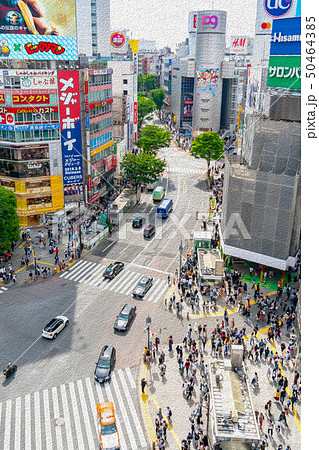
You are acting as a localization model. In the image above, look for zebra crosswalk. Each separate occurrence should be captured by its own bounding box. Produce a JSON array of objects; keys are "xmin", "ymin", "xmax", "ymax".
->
[
  {"xmin": 0, "ymin": 285, "xmax": 8, "ymax": 294},
  {"xmin": 0, "ymin": 367, "xmax": 148, "ymax": 450},
  {"xmin": 165, "ymin": 167, "xmax": 206, "ymax": 175},
  {"xmin": 60, "ymin": 260, "xmax": 168, "ymax": 303}
]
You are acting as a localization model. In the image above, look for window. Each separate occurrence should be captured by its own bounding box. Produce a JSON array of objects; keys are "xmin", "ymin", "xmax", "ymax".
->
[
  {"xmin": 123, "ymin": 90, "xmax": 127, "ymax": 96},
  {"xmin": 123, "ymin": 79, "xmax": 128, "ymax": 84}
]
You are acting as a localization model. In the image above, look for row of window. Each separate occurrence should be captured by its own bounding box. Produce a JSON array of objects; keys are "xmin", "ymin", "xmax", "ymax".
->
[
  {"xmin": 89, "ymin": 75, "xmax": 112, "ymax": 86},
  {"xmin": 88, "ymin": 89, "xmax": 112, "ymax": 103},
  {"xmin": 0, "ymin": 145, "xmax": 49, "ymax": 161},
  {"xmin": 91, "ymin": 146, "xmax": 113, "ymax": 165},
  {"xmin": 0, "ymin": 129, "xmax": 60, "ymax": 142},
  {"xmin": 14, "ymin": 111, "xmax": 59, "ymax": 123},
  {"xmin": 90, "ymin": 117, "xmax": 112, "ymax": 135},
  {"xmin": 89, "ymin": 103, "xmax": 112, "ymax": 117},
  {"xmin": 0, "ymin": 159, "xmax": 50, "ymax": 178}
]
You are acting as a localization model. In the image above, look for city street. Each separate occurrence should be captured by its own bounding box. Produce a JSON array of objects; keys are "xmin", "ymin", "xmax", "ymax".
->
[{"xmin": 0, "ymin": 142, "xmax": 210, "ymax": 449}]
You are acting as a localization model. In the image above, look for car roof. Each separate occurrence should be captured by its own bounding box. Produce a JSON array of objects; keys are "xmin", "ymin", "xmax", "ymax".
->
[
  {"xmin": 144, "ymin": 224, "xmax": 155, "ymax": 230},
  {"xmin": 139, "ymin": 276, "xmax": 150, "ymax": 284},
  {"xmin": 101, "ymin": 345, "xmax": 114, "ymax": 358},
  {"xmin": 97, "ymin": 402, "xmax": 115, "ymax": 425},
  {"xmin": 134, "ymin": 216, "xmax": 142, "ymax": 220},
  {"xmin": 121, "ymin": 304, "xmax": 134, "ymax": 314}
]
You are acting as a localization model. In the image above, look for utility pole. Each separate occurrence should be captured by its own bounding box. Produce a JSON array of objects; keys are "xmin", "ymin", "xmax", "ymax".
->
[{"xmin": 179, "ymin": 240, "xmax": 183, "ymax": 282}]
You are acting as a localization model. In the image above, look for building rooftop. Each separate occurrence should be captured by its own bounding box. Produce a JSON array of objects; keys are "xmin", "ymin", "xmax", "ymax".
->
[
  {"xmin": 197, "ymin": 248, "xmax": 224, "ymax": 279},
  {"xmin": 209, "ymin": 358, "xmax": 260, "ymax": 445}
]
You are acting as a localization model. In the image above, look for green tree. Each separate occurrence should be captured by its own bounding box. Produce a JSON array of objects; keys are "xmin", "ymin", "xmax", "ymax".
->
[
  {"xmin": 150, "ymin": 88, "xmax": 166, "ymax": 111},
  {"xmin": 137, "ymin": 125, "xmax": 172, "ymax": 155},
  {"xmin": 143, "ymin": 74, "xmax": 158, "ymax": 93},
  {"xmin": 0, "ymin": 186, "xmax": 20, "ymax": 253},
  {"xmin": 190, "ymin": 132, "xmax": 225, "ymax": 172},
  {"xmin": 121, "ymin": 152, "xmax": 166, "ymax": 193},
  {"xmin": 138, "ymin": 74, "xmax": 144, "ymax": 92},
  {"xmin": 137, "ymin": 95, "xmax": 156, "ymax": 129}
]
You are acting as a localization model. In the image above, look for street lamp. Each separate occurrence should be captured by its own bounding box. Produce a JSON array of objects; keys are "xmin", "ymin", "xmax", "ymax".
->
[{"xmin": 146, "ymin": 315, "xmax": 152, "ymax": 350}]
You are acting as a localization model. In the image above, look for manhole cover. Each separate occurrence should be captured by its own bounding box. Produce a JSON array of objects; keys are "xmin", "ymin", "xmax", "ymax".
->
[{"xmin": 55, "ymin": 417, "xmax": 65, "ymax": 426}]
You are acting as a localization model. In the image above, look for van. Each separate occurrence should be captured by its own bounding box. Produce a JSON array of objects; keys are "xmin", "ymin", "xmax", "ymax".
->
[
  {"xmin": 153, "ymin": 186, "xmax": 164, "ymax": 201},
  {"xmin": 143, "ymin": 224, "xmax": 156, "ymax": 238}
]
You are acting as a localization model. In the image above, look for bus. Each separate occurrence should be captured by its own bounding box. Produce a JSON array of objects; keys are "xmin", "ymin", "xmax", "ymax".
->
[
  {"xmin": 153, "ymin": 186, "xmax": 164, "ymax": 201},
  {"xmin": 157, "ymin": 198, "xmax": 173, "ymax": 218}
]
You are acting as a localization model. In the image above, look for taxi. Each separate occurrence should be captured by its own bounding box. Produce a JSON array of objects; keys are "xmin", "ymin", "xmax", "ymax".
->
[{"xmin": 97, "ymin": 401, "xmax": 120, "ymax": 450}]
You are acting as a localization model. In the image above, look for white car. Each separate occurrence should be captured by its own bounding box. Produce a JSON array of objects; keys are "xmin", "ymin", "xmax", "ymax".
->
[{"xmin": 42, "ymin": 315, "xmax": 69, "ymax": 339}]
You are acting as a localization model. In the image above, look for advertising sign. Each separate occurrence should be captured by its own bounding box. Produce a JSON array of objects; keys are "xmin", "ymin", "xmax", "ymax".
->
[
  {"xmin": 196, "ymin": 68, "xmax": 219, "ymax": 96},
  {"xmin": 188, "ymin": 11, "xmax": 197, "ymax": 32},
  {"xmin": 110, "ymin": 32, "xmax": 125, "ymax": 48},
  {"xmin": 58, "ymin": 70, "xmax": 83, "ymax": 192},
  {"xmin": 255, "ymin": 0, "xmax": 298, "ymax": 35},
  {"xmin": 0, "ymin": 0, "xmax": 78, "ymax": 60},
  {"xmin": 267, "ymin": 55, "xmax": 301, "ymax": 89},
  {"xmin": 133, "ymin": 102, "xmax": 137, "ymax": 125},
  {"xmin": 183, "ymin": 95, "xmax": 193, "ymax": 117},
  {"xmin": 196, "ymin": 10, "xmax": 226, "ymax": 34},
  {"xmin": 12, "ymin": 94, "xmax": 50, "ymax": 104},
  {"xmin": 270, "ymin": 17, "xmax": 301, "ymax": 56},
  {"xmin": 246, "ymin": 67, "xmax": 267, "ymax": 112},
  {"xmin": 230, "ymin": 36, "xmax": 248, "ymax": 54}
]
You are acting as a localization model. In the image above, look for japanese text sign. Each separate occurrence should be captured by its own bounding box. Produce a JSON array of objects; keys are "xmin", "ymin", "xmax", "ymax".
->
[{"xmin": 58, "ymin": 70, "xmax": 83, "ymax": 188}]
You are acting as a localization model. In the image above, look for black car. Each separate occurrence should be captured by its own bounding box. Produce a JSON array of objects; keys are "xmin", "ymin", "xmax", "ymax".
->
[
  {"xmin": 132, "ymin": 217, "xmax": 143, "ymax": 228},
  {"xmin": 132, "ymin": 275, "xmax": 153, "ymax": 298},
  {"xmin": 94, "ymin": 345, "xmax": 116, "ymax": 383},
  {"xmin": 103, "ymin": 262, "xmax": 124, "ymax": 279},
  {"xmin": 114, "ymin": 304, "xmax": 136, "ymax": 331}
]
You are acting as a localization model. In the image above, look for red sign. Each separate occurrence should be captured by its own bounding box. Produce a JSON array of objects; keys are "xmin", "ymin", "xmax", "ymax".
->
[
  {"xmin": 133, "ymin": 102, "xmax": 137, "ymax": 125},
  {"xmin": 0, "ymin": 94, "xmax": 5, "ymax": 104},
  {"xmin": 89, "ymin": 98, "xmax": 113, "ymax": 109},
  {"xmin": 88, "ymin": 175, "xmax": 92, "ymax": 193},
  {"xmin": 0, "ymin": 113, "xmax": 15, "ymax": 125},
  {"xmin": 12, "ymin": 94, "xmax": 50, "ymax": 105},
  {"xmin": 110, "ymin": 32, "xmax": 125, "ymax": 48}
]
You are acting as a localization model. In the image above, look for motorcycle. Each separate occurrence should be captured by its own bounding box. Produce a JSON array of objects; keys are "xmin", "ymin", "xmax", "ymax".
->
[{"xmin": 3, "ymin": 364, "xmax": 17, "ymax": 379}]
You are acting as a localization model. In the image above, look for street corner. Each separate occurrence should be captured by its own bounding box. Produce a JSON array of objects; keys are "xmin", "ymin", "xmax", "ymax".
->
[{"xmin": 138, "ymin": 361, "xmax": 158, "ymax": 446}]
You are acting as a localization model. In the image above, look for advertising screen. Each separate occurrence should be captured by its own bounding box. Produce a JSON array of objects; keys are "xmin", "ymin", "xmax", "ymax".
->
[
  {"xmin": 183, "ymin": 95, "xmax": 193, "ymax": 117},
  {"xmin": 58, "ymin": 70, "xmax": 83, "ymax": 193},
  {"xmin": 267, "ymin": 55, "xmax": 301, "ymax": 90},
  {"xmin": 196, "ymin": 68, "xmax": 219, "ymax": 97},
  {"xmin": 0, "ymin": 0, "xmax": 77, "ymax": 60},
  {"xmin": 270, "ymin": 17, "xmax": 301, "ymax": 56}
]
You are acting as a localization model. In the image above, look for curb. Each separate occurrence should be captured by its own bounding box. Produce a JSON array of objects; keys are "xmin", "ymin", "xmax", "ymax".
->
[{"xmin": 138, "ymin": 361, "xmax": 157, "ymax": 448}]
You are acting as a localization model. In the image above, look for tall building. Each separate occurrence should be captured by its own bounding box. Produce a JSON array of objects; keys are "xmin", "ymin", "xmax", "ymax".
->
[{"xmin": 76, "ymin": 0, "xmax": 110, "ymax": 57}]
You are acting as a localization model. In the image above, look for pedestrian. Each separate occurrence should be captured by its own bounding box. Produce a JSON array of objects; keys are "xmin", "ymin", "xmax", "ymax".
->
[
  {"xmin": 29, "ymin": 271, "xmax": 33, "ymax": 281},
  {"xmin": 158, "ymin": 408, "xmax": 163, "ymax": 421},
  {"xmin": 280, "ymin": 388, "xmax": 286, "ymax": 403},
  {"xmin": 267, "ymin": 420, "xmax": 273, "ymax": 437},
  {"xmin": 166, "ymin": 406, "xmax": 172, "ymax": 422},
  {"xmin": 259, "ymin": 412, "xmax": 264, "ymax": 429},
  {"xmin": 274, "ymin": 389, "xmax": 280, "ymax": 402},
  {"xmin": 168, "ymin": 335, "xmax": 173, "ymax": 352},
  {"xmin": 141, "ymin": 378, "xmax": 147, "ymax": 393}
]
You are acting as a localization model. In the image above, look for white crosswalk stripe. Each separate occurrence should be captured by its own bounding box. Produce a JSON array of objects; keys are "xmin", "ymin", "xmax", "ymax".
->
[
  {"xmin": 0, "ymin": 367, "xmax": 147, "ymax": 450},
  {"xmin": 167, "ymin": 167, "xmax": 206, "ymax": 174},
  {"xmin": 0, "ymin": 285, "xmax": 9, "ymax": 294},
  {"xmin": 60, "ymin": 262, "xmax": 166, "ymax": 303}
]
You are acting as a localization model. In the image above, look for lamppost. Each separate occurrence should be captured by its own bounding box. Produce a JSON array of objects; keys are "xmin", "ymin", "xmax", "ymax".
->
[
  {"xmin": 179, "ymin": 240, "xmax": 183, "ymax": 282},
  {"xmin": 146, "ymin": 315, "xmax": 152, "ymax": 350}
]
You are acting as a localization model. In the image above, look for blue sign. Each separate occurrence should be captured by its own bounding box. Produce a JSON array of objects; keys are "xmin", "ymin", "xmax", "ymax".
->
[
  {"xmin": 270, "ymin": 17, "xmax": 301, "ymax": 56},
  {"xmin": 264, "ymin": 0, "xmax": 294, "ymax": 18},
  {"xmin": 296, "ymin": 0, "xmax": 301, "ymax": 15},
  {"xmin": 15, "ymin": 123, "xmax": 60, "ymax": 131},
  {"xmin": 0, "ymin": 124, "xmax": 14, "ymax": 131}
]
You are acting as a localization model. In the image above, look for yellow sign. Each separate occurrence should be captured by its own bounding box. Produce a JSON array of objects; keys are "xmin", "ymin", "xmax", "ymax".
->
[
  {"xmin": 128, "ymin": 39, "xmax": 140, "ymax": 53},
  {"xmin": 91, "ymin": 140, "xmax": 114, "ymax": 157}
]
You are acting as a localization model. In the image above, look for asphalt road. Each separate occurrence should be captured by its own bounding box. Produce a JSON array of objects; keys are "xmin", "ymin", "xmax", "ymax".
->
[{"xmin": 0, "ymin": 144, "xmax": 209, "ymax": 449}]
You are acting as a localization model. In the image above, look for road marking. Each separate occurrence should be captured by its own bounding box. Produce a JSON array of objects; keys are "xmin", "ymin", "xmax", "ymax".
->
[
  {"xmin": 85, "ymin": 265, "xmax": 104, "ymax": 286},
  {"xmin": 94, "ymin": 382, "xmax": 104, "ymax": 404},
  {"xmin": 116, "ymin": 270, "xmax": 136, "ymax": 294},
  {"xmin": 85, "ymin": 378, "xmax": 98, "ymax": 435},
  {"xmin": 125, "ymin": 367, "xmax": 136, "ymax": 389},
  {"xmin": 108, "ymin": 269, "xmax": 130, "ymax": 292},
  {"xmin": 117, "ymin": 370, "xmax": 147, "ymax": 448},
  {"xmin": 60, "ymin": 384, "xmax": 74, "ymax": 450},
  {"xmin": 103, "ymin": 382, "xmax": 128, "ymax": 450},
  {"xmin": 102, "ymin": 241, "xmax": 116, "ymax": 252},
  {"xmin": 25, "ymin": 393, "xmax": 32, "ymax": 450},
  {"xmin": 69, "ymin": 382, "xmax": 85, "ymax": 450},
  {"xmin": 52, "ymin": 386, "xmax": 63, "ymax": 450},
  {"xmin": 63, "ymin": 261, "xmax": 91, "ymax": 280},
  {"xmin": 68, "ymin": 262, "xmax": 97, "ymax": 282},
  {"xmin": 3, "ymin": 399, "xmax": 12, "ymax": 450},
  {"xmin": 149, "ymin": 394, "xmax": 182, "ymax": 447},
  {"xmin": 60, "ymin": 260, "xmax": 85, "ymax": 277},
  {"xmin": 34, "ymin": 391, "xmax": 42, "ymax": 450},
  {"xmin": 140, "ymin": 365, "xmax": 157, "ymax": 443},
  {"xmin": 77, "ymin": 380, "xmax": 95, "ymax": 450},
  {"xmin": 42, "ymin": 389, "xmax": 53, "ymax": 450},
  {"xmin": 122, "ymin": 272, "xmax": 141, "ymax": 295},
  {"xmin": 148, "ymin": 279, "xmax": 166, "ymax": 303},
  {"xmin": 14, "ymin": 397, "xmax": 21, "ymax": 450},
  {"xmin": 111, "ymin": 374, "xmax": 138, "ymax": 449}
]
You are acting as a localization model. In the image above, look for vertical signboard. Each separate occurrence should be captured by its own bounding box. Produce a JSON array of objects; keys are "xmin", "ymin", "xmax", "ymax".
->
[
  {"xmin": 183, "ymin": 95, "xmax": 193, "ymax": 117},
  {"xmin": 58, "ymin": 70, "xmax": 83, "ymax": 195},
  {"xmin": 0, "ymin": 0, "xmax": 77, "ymax": 60}
]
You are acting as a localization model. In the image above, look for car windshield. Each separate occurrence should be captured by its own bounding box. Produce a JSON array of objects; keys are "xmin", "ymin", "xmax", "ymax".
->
[
  {"xmin": 101, "ymin": 423, "xmax": 117, "ymax": 435},
  {"xmin": 98, "ymin": 358, "xmax": 110, "ymax": 368},
  {"xmin": 104, "ymin": 267, "xmax": 113, "ymax": 273},
  {"xmin": 138, "ymin": 281, "xmax": 146, "ymax": 288},
  {"xmin": 118, "ymin": 314, "xmax": 129, "ymax": 320},
  {"xmin": 157, "ymin": 209, "xmax": 165, "ymax": 213}
]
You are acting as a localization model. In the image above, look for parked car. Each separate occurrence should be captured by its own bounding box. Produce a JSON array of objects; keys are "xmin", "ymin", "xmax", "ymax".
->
[
  {"xmin": 97, "ymin": 401, "xmax": 120, "ymax": 450},
  {"xmin": 132, "ymin": 216, "xmax": 143, "ymax": 228},
  {"xmin": 114, "ymin": 304, "xmax": 136, "ymax": 331},
  {"xmin": 103, "ymin": 262, "xmax": 124, "ymax": 279},
  {"xmin": 132, "ymin": 275, "xmax": 153, "ymax": 298},
  {"xmin": 42, "ymin": 316, "xmax": 69, "ymax": 339},
  {"xmin": 94, "ymin": 345, "xmax": 116, "ymax": 383},
  {"xmin": 143, "ymin": 224, "xmax": 155, "ymax": 238}
]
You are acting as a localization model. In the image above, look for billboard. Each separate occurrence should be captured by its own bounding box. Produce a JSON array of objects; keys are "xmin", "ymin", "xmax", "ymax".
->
[
  {"xmin": 196, "ymin": 68, "xmax": 219, "ymax": 97},
  {"xmin": 246, "ymin": 67, "xmax": 267, "ymax": 113},
  {"xmin": 58, "ymin": 71, "xmax": 83, "ymax": 193},
  {"xmin": 183, "ymin": 95, "xmax": 193, "ymax": 117},
  {"xmin": 267, "ymin": 55, "xmax": 301, "ymax": 89},
  {"xmin": 230, "ymin": 36, "xmax": 248, "ymax": 54},
  {"xmin": 270, "ymin": 17, "xmax": 301, "ymax": 56},
  {"xmin": 255, "ymin": 0, "xmax": 298, "ymax": 35},
  {"xmin": 110, "ymin": 32, "xmax": 125, "ymax": 48},
  {"xmin": 188, "ymin": 11, "xmax": 197, "ymax": 32},
  {"xmin": 0, "ymin": 0, "xmax": 77, "ymax": 60}
]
